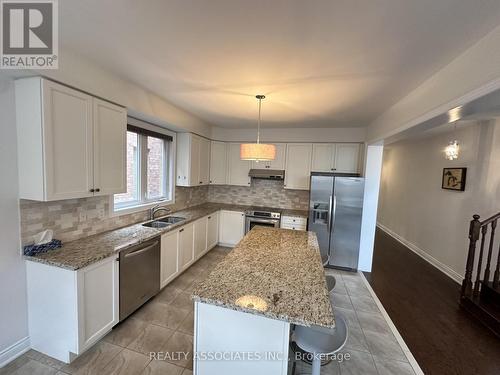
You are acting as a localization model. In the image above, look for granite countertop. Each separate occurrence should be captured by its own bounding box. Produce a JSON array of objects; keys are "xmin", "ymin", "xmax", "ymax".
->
[
  {"xmin": 192, "ymin": 226, "xmax": 335, "ymax": 328},
  {"xmin": 281, "ymin": 209, "xmax": 309, "ymax": 218},
  {"xmin": 23, "ymin": 202, "xmax": 250, "ymax": 270}
]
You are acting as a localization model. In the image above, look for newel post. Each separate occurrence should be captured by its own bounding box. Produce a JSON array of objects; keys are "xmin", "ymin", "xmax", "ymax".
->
[{"xmin": 461, "ymin": 214, "xmax": 481, "ymax": 298}]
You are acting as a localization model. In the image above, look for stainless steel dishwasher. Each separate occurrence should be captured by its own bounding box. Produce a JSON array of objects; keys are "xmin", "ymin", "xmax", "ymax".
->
[{"xmin": 119, "ymin": 237, "xmax": 160, "ymax": 321}]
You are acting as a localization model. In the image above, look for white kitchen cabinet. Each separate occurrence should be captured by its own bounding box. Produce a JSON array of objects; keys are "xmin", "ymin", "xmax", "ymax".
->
[
  {"xmin": 194, "ymin": 216, "xmax": 208, "ymax": 259},
  {"xmin": 312, "ymin": 144, "xmax": 336, "ymax": 172},
  {"xmin": 161, "ymin": 229, "xmax": 179, "ymax": 288},
  {"xmin": 206, "ymin": 212, "xmax": 219, "ymax": 250},
  {"xmin": 284, "ymin": 143, "xmax": 313, "ymax": 190},
  {"xmin": 176, "ymin": 133, "xmax": 211, "ymax": 186},
  {"xmin": 15, "ymin": 77, "xmax": 127, "ymax": 201},
  {"xmin": 219, "ymin": 210, "xmax": 245, "ymax": 247},
  {"xmin": 335, "ymin": 143, "xmax": 360, "ymax": 173},
  {"xmin": 26, "ymin": 255, "xmax": 119, "ymax": 363},
  {"xmin": 251, "ymin": 143, "xmax": 286, "ymax": 170},
  {"xmin": 281, "ymin": 216, "xmax": 308, "ymax": 231},
  {"xmin": 92, "ymin": 98, "xmax": 127, "ymax": 196},
  {"xmin": 210, "ymin": 141, "xmax": 228, "ymax": 185},
  {"xmin": 227, "ymin": 143, "xmax": 251, "ymax": 186},
  {"xmin": 178, "ymin": 223, "xmax": 195, "ymax": 271}
]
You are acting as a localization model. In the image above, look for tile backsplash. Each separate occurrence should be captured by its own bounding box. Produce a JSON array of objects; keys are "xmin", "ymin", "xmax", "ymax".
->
[
  {"xmin": 20, "ymin": 179, "xmax": 309, "ymax": 245},
  {"xmin": 20, "ymin": 186, "xmax": 208, "ymax": 245},
  {"xmin": 208, "ymin": 179, "xmax": 309, "ymax": 210}
]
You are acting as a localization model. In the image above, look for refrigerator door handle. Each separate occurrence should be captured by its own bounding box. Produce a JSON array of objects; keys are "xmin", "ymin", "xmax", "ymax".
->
[
  {"xmin": 331, "ymin": 194, "xmax": 337, "ymax": 232},
  {"xmin": 328, "ymin": 195, "xmax": 333, "ymax": 232}
]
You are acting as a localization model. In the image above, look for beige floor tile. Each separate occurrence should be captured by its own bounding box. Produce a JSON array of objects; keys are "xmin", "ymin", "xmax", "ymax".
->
[
  {"xmin": 177, "ymin": 311, "xmax": 194, "ymax": 335},
  {"xmin": 100, "ymin": 349, "xmax": 150, "ymax": 375},
  {"xmin": 171, "ymin": 291, "xmax": 194, "ymax": 312},
  {"xmin": 343, "ymin": 324, "xmax": 370, "ymax": 353},
  {"xmin": 373, "ymin": 356, "xmax": 415, "ymax": 375},
  {"xmin": 6, "ymin": 359, "xmax": 58, "ymax": 375},
  {"xmin": 155, "ymin": 285, "xmax": 182, "ymax": 305},
  {"xmin": 127, "ymin": 324, "xmax": 174, "ymax": 355},
  {"xmin": 363, "ymin": 330, "xmax": 407, "ymax": 362},
  {"xmin": 0, "ymin": 355, "xmax": 31, "ymax": 375},
  {"xmin": 60, "ymin": 341, "xmax": 122, "ymax": 375},
  {"xmin": 25, "ymin": 350, "xmax": 65, "ymax": 370},
  {"xmin": 162, "ymin": 332, "xmax": 194, "ymax": 369},
  {"xmin": 181, "ymin": 369, "xmax": 193, "ymax": 375},
  {"xmin": 169, "ymin": 273, "xmax": 197, "ymax": 291},
  {"xmin": 103, "ymin": 319, "xmax": 148, "ymax": 348},
  {"xmin": 338, "ymin": 349, "xmax": 378, "ymax": 375},
  {"xmin": 349, "ymin": 295, "xmax": 379, "ymax": 314},
  {"xmin": 133, "ymin": 302, "xmax": 189, "ymax": 330},
  {"xmin": 141, "ymin": 360, "xmax": 184, "ymax": 375},
  {"xmin": 355, "ymin": 310, "xmax": 392, "ymax": 335},
  {"xmin": 331, "ymin": 292, "xmax": 353, "ymax": 310}
]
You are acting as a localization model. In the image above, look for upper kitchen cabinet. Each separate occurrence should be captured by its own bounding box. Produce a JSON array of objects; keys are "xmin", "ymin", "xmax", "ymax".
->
[
  {"xmin": 335, "ymin": 143, "xmax": 361, "ymax": 173},
  {"xmin": 176, "ymin": 133, "xmax": 211, "ymax": 186},
  {"xmin": 227, "ymin": 143, "xmax": 251, "ymax": 186},
  {"xmin": 15, "ymin": 77, "xmax": 127, "ymax": 201},
  {"xmin": 251, "ymin": 143, "xmax": 286, "ymax": 170},
  {"xmin": 284, "ymin": 143, "xmax": 312, "ymax": 190},
  {"xmin": 311, "ymin": 143, "xmax": 336, "ymax": 172},
  {"xmin": 210, "ymin": 141, "xmax": 227, "ymax": 185}
]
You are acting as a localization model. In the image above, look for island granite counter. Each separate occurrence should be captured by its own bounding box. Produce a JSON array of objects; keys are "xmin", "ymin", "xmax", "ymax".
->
[{"xmin": 191, "ymin": 226, "xmax": 334, "ymax": 375}]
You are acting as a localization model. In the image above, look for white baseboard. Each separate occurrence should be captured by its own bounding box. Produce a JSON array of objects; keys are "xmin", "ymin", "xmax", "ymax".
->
[
  {"xmin": 0, "ymin": 336, "xmax": 30, "ymax": 368},
  {"xmin": 217, "ymin": 242, "xmax": 236, "ymax": 248},
  {"xmin": 376, "ymin": 222, "xmax": 463, "ymax": 284}
]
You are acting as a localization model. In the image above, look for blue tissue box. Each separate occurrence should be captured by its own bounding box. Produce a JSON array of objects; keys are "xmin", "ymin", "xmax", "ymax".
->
[{"xmin": 24, "ymin": 239, "xmax": 62, "ymax": 256}]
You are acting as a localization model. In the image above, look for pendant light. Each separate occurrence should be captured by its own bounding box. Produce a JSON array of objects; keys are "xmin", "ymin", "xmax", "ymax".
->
[
  {"xmin": 444, "ymin": 122, "xmax": 460, "ymax": 160},
  {"xmin": 240, "ymin": 95, "xmax": 276, "ymax": 161}
]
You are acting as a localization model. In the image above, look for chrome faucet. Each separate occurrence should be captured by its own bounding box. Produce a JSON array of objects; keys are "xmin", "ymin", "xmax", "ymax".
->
[{"xmin": 150, "ymin": 204, "xmax": 171, "ymax": 220}]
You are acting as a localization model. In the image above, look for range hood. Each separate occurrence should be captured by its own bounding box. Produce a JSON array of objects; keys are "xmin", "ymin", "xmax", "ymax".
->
[{"xmin": 248, "ymin": 169, "xmax": 285, "ymax": 180}]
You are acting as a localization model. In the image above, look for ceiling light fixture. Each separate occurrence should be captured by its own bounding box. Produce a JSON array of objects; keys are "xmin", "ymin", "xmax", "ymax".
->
[
  {"xmin": 445, "ymin": 140, "xmax": 459, "ymax": 160},
  {"xmin": 240, "ymin": 95, "xmax": 276, "ymax": 161}
]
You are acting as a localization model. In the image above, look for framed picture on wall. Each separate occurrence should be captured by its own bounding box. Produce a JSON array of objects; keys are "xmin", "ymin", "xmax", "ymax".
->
[{"xmin": 442, "ymin": 167, "xmax": 467, "ymax": 191}]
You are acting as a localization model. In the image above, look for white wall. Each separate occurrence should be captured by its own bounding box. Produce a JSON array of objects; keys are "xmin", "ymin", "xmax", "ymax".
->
[
  {"xmin": 377, "ymin": 120, "xmax": 500, "ymax": 281},
  {"xmin": 0, "ymin": 75, "xmax": 29, "ymax": 364},
  {"xmin": 367, "ymin": 23, "xmax": 500, "ymax": 143},
  {"xmin": 6, "ymin": 48, "xmax": 214, "ymax": 137},
  {"xmin": 211, "ymin": 126, "xmax": 366, "ymax": 143}
]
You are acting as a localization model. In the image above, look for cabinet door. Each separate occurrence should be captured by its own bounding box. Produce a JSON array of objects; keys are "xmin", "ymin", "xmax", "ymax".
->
[
  {"xmin": 76, "ymin": 256, "xmax": 119, "ymax": 353},
  {"xmin": 178, "ymin": 223, "xmax": 195, "ymax": 271},
  {"xmin": 312, "ymin": 144, "xmax": 336, "ymax": 172},
  {"xmin": 92, "ymin": 98, "xmax": 127, "ymax": 196},
  {"xmin": 219, "ymin": 210, "xmax": 245, "ymax": 247},
  {"xmin": 251, "ymin": 143, "xmax": 286, "ymax": 170},
  {"xmin": 161, "ymin": 230, "xmax": 179, "ymax": 288},
  {"xmin": 42, "ymin": 80, "xmax": 94, "ymax": 200},
  {"xmin": 190, "ymin": 135, "xmax": 201, "ymax": 186},
  {"xmin": 199, "ymin": 138, "xmax": 211, "ymax": 185},
  {"xmin": 227, "ymin": 143, "xmax": 251, "ymax": 186},
  {"xmin": 284, "ymin": 144, "xmax": 312, "ymax": 190},
  {"xmin": 206, "ymin": 212, "xmax": 219, "ymax": 250},
  {"xmin": 194, "ymin": 217, "xmax": 208, "ymax": 259},
  {"xmin": 335, "ymin": 144, "xmax": 360, "ymax": 173},
  {"xmin": 210, "ymin": 141, "xmax": 227, "ymax": 185}
]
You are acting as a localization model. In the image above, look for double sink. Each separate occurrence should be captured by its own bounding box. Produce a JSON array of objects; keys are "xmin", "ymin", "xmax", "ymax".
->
[{"xmin": 142, "ymin": 216, "xmax": 185, "ymax": 229}]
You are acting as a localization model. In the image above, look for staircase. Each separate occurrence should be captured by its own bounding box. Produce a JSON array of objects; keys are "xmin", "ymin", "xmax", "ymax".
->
[{"xmin": 460, "ymin": 212, "xmax": 500, "ymax": 337}]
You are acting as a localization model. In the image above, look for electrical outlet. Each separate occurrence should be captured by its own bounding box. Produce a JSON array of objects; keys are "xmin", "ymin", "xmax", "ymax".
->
[
  {"xmin": 79, "ymin": 212, "xmax": 87, "ymax": 222},
  {"xmin": 97, "ymin": 208, "xmax": 106, "ymax": 219}
]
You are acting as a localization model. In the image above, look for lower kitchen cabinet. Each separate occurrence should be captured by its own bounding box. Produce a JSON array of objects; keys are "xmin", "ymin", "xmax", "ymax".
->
[
  {"xmin": 161, "ymin": 229, "xmax": 179, "ymax": 288},
  {"xmin": 194, "ymin": 216, "xmax": 208, "ymax": 258},
  {"xmin": 206, "ymin": 212, "xmax": 219, "ymax": 249},
  {"xmin": 179, "ymin": 223, "xmax": 195, "ymax": 271},
  {"xmin": 219, "ymin": 210, "xmax": 245, "ymax": 247},
  {"xmin": 26, "ymin": 255, "xmax": 119, "ymax": 363}
]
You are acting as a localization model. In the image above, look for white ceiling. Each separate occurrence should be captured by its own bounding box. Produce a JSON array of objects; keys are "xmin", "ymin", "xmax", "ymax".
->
[{"xmin": 60, "ymin": 0, "xmax": 500, "ymax": 129}]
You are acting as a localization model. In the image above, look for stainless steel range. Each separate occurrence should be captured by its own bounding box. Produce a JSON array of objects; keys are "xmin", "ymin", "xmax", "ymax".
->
[{"xmin": 245, "ymin": 209, "xmax": 281, "ymax": 233}]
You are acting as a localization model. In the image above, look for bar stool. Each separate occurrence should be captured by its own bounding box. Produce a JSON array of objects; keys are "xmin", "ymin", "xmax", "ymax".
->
[
  {"xmin": 325, "ymin": 275, "xmax": 336, "ymax": 293},
  {"xmin": 293, "ymin": 312, "xmax": 348, "ymax": 375}
]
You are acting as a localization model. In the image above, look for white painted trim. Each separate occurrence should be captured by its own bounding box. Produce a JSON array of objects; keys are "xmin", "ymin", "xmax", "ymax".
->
[
  {"xmin": 376, "ymin": 222, "xmax": 463, "ymax": 284},
  {"xmin": 359, "ymin": 273, "xmax": 424, "ymax": 375},
  {"xmin": 0, "ymin": 336, "xmax": 30, "ymax": 368}
]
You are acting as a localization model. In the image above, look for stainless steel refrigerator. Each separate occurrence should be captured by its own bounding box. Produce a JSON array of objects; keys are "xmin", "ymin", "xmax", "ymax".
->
[{"xmin": 308, "ymin": 173, "xmax": 365, "ymax": 270}]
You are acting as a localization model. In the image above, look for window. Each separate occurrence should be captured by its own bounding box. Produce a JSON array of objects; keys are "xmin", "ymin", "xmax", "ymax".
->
[{"xmin": 114, "ymin": 124, "xmax": 174, "ymax": 212}]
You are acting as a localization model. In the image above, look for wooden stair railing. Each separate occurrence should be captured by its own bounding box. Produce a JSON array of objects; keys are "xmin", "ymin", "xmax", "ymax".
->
[{"xmin": 461, "ymin": 212, "xmax": 500, "ymax": 300}]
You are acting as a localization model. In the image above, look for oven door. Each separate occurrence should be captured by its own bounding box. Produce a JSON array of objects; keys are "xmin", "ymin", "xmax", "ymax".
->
[{"xmin": 245, "ymin": 216, "xmax": 280, "ymax": 233}]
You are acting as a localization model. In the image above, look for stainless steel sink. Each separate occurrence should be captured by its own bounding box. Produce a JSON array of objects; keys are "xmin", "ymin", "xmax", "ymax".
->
[
  {"xmin": 155, "ymin": 216, "xmax": 185, "ymax": 225},
  {"xmin": 142, "ymin": 216, "xmax": 185, "ymax": 228}
]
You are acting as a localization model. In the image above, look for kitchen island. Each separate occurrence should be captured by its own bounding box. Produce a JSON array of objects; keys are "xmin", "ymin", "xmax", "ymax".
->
[{"xmin": 192, "ymin": 226, "xmax": 334, "ymax": 374}]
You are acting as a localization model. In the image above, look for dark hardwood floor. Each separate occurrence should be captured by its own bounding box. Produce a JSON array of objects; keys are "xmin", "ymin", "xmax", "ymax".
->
[{"xmin": 364, "ymin": 228, "xmax": 500, "ymax": 375}]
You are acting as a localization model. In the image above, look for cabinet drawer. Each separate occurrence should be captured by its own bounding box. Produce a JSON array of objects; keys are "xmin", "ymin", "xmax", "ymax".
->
[
  {"xmin": 281, "ymin": 222, "xmax": 307, "ymax": 231},
  {"xmin": 281, "ymin": 216, "xmax": 307, "ymax": 225}
]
